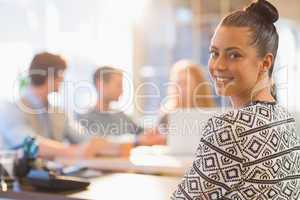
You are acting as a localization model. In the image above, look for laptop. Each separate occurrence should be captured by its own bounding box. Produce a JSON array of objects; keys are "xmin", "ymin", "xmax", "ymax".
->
[{"xmin": 167, "ymin": 107, "xmax": 228, "ymax": 156}]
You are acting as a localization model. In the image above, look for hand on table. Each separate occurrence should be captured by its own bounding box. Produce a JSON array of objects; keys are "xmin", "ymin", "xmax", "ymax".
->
[
  {"xmin": 80, "ymin": 137, "xmax": 131, "ymax": 158},
  {"xmin": 137, "ymin": 129, "xmax": 166, "ymax": 146}
]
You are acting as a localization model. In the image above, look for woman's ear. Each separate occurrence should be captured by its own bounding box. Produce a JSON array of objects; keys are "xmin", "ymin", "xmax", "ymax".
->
[{"xmin": 260, "ymin": 53, "xmax": 274, "ymax": 73}]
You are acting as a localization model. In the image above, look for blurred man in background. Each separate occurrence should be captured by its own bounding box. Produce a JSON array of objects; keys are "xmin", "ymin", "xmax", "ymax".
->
[
  {"xmin": 77, "ymin": 66, "xmax": 165, "ymax": 146},
  {"xmin": 0, "ymin": 52, "xmax": 118, "ymax": 159}
]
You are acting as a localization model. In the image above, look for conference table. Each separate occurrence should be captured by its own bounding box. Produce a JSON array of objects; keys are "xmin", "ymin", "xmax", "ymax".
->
[
  {"xmin": 0, "ymin": 173, "xmax": 181, "ymax": 200},
  {"xmin": 69, "ymin": 173, "xmax": 181, "ymax": 200},
  {"xmin": 0, "ymin": 146, "xmax": 190, "ymax": 200},
  {"xmin": 63, "ymin": 146, "xmax": 190, "ymax": 200}
]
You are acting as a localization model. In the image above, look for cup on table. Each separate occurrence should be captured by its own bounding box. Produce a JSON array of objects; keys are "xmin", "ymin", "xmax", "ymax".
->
[
  {"xmin": 120, "ymin": 143, "xmax": 133, "ymax": 158},
  {"xmin": 105, "ymin": 134, "xmax": 135, "ymax": 158},
  {"xmin": 0, "ymin": 150, "xmax": 17, "ymax": 191}
]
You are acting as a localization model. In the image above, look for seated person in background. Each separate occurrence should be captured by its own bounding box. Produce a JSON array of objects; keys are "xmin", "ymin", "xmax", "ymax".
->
[
  {"xmin": 76, "ymin": 66, "xmax": 165, "ymax": 146},
  {"xmin": 157, "ymin": 60, "xmax": 215, "ymax": 135},
  {"xmin": 78, "ymin": 66, "xmax": 142, "ymax": 137},
  {"xmin": 0, "ymin": 52, "xmax": 115, "ymax": 159},
  {"xmin": 171, "ymin": 0, "xmax": 300, "ymax": 199}
]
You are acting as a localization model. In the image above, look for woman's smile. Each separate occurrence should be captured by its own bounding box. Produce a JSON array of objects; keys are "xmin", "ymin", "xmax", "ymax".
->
[{"xmin": 212, "ymin": 74, "xmax": 234, "ymax": 86}]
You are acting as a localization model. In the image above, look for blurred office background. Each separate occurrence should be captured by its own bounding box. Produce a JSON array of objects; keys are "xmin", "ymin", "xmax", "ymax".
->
[{"xmin": 0, "ymin": 0, "xmax": 299, "ymax": 122}]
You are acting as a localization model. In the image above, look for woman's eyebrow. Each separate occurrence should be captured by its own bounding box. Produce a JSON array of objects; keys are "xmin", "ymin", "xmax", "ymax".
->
[
  {"xmin": 209, "ymin": 46, "xmax": 245, "ymax": 54},
  {"xmin": 209, "ymin": 46, "xmax": 242, "ymax": 50},
  {"xmin": 224, "ymin": 47, "xmax": 242, "ymax": 51}
]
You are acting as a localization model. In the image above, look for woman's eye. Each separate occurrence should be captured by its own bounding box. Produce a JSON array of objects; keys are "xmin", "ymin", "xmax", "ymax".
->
[
  {"xmin": 209, "ymin": 51, "xmax": 218, "ymax": 59},
  {"xmin": 228, "ymin": 52, "xmax": 242, "ymax": 60}
]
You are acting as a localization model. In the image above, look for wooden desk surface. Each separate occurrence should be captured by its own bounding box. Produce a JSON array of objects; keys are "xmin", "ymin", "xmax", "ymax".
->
[
  {"xmin": 1, "ymin": 173, "xmax": 181, "ymax": 200},
  {"xmin": 56, "ymin": 146, "xmax": 193, "ymax": 177},
  {"xmin": 68, "ymin": 173, "xmax": 181, "ymax": 200},
  {"xmin": 2, "ymin": 146, "xmax": 187, "ymax": 199}
]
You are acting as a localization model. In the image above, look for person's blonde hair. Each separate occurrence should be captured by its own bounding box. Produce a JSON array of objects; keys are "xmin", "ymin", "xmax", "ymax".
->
[{"xmin": 163, "ymin": 60, "xmax": 215, "ymax": 111}]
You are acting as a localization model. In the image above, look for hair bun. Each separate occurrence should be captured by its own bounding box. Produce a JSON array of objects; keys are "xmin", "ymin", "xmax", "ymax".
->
[{"xmin": 245, "ymin": 0, "xmax": 279, "ymax": 23}]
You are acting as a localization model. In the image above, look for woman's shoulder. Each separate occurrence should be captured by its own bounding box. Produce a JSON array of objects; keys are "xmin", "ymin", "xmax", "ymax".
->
[
  {"xmin": 202, "ymin": 102, "xmax": 294, "ymax": 137},
  {"xmin": 211, "ymin": 102, "xmax": 292, "ymax": 121}
]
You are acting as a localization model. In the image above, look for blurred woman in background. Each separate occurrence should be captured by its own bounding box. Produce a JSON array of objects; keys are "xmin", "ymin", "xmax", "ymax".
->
[
  {"xmin": 164, "ymin": 60, "xmax": 215, "ymax": 110},
  {"xmin": 158, "ymin": 60, "xmax": 215, "ymax": 132},
  {"xmin": 139, "ymin": 60, "xmax": 215, "ymax": 145}
]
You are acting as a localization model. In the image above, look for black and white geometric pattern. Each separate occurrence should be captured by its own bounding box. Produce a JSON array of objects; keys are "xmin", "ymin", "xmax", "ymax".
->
[{"xmin": 171, "ymin": 102, "xmax": 300, "ymax": 200}]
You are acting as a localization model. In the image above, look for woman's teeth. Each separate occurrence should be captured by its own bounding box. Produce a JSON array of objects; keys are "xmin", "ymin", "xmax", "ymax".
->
[{"xmin": 216, "ymin": 77, "xmax": 232, "ymax": 81}]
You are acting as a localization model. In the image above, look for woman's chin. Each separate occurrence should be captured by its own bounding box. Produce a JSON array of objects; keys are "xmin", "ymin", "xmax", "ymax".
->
[{"xmin": 215, "ymin": 87, "xmax": 231, "ymax": 97}]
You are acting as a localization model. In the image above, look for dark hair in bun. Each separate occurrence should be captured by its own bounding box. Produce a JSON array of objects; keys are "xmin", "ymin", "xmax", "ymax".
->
[
  {"xmin": 220, "ymin": 0, "xmax": 279, "ymax": 78},
  {"xmin": 245, "ymin": 0, "xmax": 279, "ymax": 23}
]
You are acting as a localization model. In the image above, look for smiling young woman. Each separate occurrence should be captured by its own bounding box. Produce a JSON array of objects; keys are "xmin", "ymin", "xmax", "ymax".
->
[{"xmin": 171, "ymin": 0, "xmax": 300, "ymax": 199}]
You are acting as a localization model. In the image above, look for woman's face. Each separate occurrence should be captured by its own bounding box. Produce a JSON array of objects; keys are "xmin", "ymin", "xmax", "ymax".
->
[{"xmin": 208, "ymin": 26, "xmax": 264, "ymax": 97}]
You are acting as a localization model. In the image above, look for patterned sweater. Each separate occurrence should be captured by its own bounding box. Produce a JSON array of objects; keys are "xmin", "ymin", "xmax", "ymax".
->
[{"xmin": 171, "ymin": 102, "xmax": 300, "ymax": 200}]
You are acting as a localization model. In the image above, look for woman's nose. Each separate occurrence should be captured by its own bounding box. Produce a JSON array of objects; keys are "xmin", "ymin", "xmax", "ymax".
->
[{"xmin": 213, "ymin": 56, "xmax": 228, "ymax": 71}]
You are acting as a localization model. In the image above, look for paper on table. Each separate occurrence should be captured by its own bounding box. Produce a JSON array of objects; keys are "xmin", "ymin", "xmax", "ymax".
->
[{"xmin": 56, "ymin": 146, "xmax": 193, "ymax": 176}]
